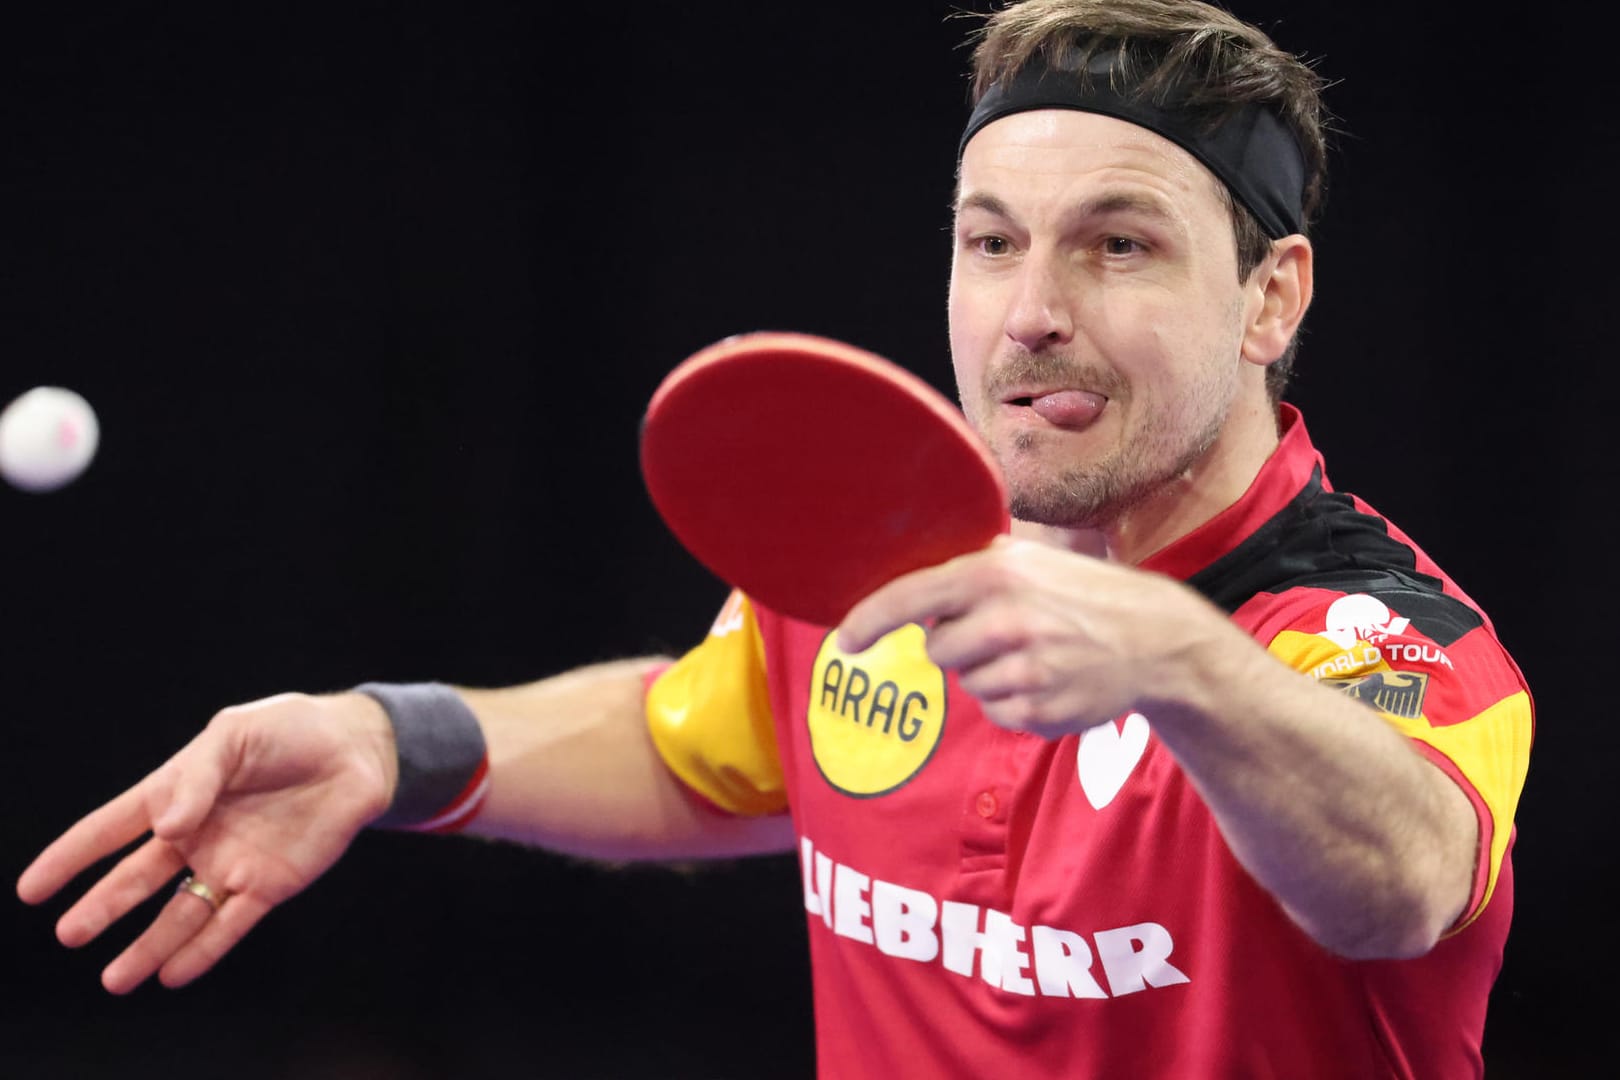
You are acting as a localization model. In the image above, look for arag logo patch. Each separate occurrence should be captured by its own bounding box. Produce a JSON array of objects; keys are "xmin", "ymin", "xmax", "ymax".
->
[{"xmin": 808, "ymin": 624, "xmax": 947, "ymax": 798}]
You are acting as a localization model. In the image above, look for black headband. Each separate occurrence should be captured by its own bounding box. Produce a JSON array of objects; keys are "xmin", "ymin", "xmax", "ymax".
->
[{"xmin": 958, "ymin": 53, "xmax": 1306, "ymax": 239}]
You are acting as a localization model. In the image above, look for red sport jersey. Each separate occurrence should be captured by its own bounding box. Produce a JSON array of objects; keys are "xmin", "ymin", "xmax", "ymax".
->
[{"xmin": 645, "ymin": 406, "xmax": 1532, "ymax": 1079}]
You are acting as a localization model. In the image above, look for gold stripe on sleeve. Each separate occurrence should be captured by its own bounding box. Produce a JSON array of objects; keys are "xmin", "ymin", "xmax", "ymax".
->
[
  {"xmin": 1398, "ymin": 690, "xmax": 1532, "ymax": 925},
  {"xmin": 1267, "ymin": 629, "xmax": 1532, "ymax": 925},
  {"xmin": 646, "ymin": 592, "xmax": 788, "ymax": 816}
]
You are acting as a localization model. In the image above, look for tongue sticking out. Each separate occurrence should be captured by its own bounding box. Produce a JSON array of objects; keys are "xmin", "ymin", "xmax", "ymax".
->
[{"xmin": 1029, "ymin": 390, "xmax": 1106, "ymax": 430}]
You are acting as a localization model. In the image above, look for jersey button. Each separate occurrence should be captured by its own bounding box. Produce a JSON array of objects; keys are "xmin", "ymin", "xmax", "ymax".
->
[{"xmin": 975, "ymin": 791, "xmax": 998, "ymax": 819}]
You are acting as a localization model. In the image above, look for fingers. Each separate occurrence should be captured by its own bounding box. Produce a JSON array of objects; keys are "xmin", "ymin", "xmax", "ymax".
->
[
  {"xmin": 922, "ymin": 600, "xmax": 1036, "ymax": 672},
  {"xmin": 953, "ymin": 649, "xmax": 1044, "ymax": 704},
  {"xmin": 18, "ymin": 723, "xmax": 234, "ymax": 907},
  {"xmin": 149, "ymin": 728, "xmax": 232, "ymax": 842},
  {"xmin": 18, "ymin": 781, "xmax": 159, "ymax": 906},
  {"xmin": 158, "ymin": 891, "xmax": 272, "ymax": 989},
  {"xmin": 55, "ymin": 837, "xmax": 188, "ymax": 948},
  {"xmin": 20, "ymin": 707, "xmax": 285, "ymax": 995},
  {"xmin": 100, "ymin": 878, "xmax": 223, "ymax": 995},
  {"xmin": 839, "ymin": 551, "xmax": 986, "ymax": 654},
  {"xmin": 98, "ymin": 868, "xmax": 271, "ymax": 994}
]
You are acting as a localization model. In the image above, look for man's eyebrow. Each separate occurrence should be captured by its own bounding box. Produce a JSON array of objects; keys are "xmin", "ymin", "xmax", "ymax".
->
[
  {"xmin": 952, "ymin": 189, "xmax": 1179, "ymax": 225},
  {"xmin": 952, "ymin": 190, "xmax": 1012, "ymax": 219},
  {"xmin": 1071, "ymin": 191, "xmax": 1179, "ymax": 224}
]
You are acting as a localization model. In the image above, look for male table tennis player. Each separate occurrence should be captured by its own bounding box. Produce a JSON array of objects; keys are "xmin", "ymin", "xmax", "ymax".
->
[{"xmin": 20, "ymin": 2, "xmax": 1531, "ymax": 1076}]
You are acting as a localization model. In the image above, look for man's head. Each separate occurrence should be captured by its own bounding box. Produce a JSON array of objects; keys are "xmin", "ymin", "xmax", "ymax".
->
[{"xmin": 948, "ymin": 0, "xmax": 1326, "ymax": 531}]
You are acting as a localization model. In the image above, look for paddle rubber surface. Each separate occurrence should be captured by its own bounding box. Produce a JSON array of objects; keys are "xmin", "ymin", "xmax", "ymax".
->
[{"xmin": 641, "ymin": 332, "xmax": 1009, "ymax": 626}]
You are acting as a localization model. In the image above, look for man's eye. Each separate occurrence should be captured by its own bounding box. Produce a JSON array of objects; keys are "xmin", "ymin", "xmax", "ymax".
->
[
  {"xmin": 1104, "ymin": 237, "xmax": 1142, "ymax": 256},
  {"xmin": 977, "ymin": 236, "xmax": 1009, "ymax": 256}
]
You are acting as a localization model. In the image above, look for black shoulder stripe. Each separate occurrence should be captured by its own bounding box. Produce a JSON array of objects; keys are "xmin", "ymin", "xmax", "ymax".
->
[
  {"xmin": 1265, "ymin": 572, "xmax": 1484, "ymax": 648},
  {"xmin": 1187, "ymin": 467, "xmax": 1484, "ymax": 648}
]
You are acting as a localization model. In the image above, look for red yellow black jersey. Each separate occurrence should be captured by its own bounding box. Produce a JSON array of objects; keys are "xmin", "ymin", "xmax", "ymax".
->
[{"xmin": 645, "ymin": 405, "xmax": 1532, "ymax": 1079}]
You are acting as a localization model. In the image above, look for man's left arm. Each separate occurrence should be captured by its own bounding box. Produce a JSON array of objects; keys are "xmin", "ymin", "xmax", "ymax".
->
[
  {"xmin": 839, "ymin": 537, "xmax": 1503, "ymax": 961},
  {"xmin": 1129, "ymin": 624, "xmax": 1479, "ymax": 959}
]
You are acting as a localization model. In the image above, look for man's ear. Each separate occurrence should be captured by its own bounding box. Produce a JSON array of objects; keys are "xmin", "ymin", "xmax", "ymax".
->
[{"xmin": 1242, "ymin": 235, "xmax": 1313, "ymax": 367}]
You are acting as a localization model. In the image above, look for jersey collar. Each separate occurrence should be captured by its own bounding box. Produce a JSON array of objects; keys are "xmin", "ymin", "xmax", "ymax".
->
[{"xmin": 1138, "ymin": 403, "xmax": 1324, "ymax": 583}]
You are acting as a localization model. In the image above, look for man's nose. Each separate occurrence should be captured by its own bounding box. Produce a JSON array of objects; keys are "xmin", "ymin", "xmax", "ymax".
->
[{"xmin": 1003, "ymin": 252, "xmax": 1075, "ymax": 352}]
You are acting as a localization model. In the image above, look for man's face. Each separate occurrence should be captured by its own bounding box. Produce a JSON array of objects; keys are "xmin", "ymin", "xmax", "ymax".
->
[{"xmin": 949, "ymin": 109, "xmax": 1259, "ymax": 529}]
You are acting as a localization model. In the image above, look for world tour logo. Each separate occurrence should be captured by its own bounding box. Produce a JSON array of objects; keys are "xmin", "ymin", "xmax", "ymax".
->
[{"xmin": 807, "ymin": 624, "xmax": 947, "ymax": 797}]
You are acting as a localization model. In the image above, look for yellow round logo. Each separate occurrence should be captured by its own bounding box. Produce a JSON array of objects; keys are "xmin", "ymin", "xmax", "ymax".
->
[{"xmin": 807, "ymin": 624, "xmax": 947, "ymax": 797}]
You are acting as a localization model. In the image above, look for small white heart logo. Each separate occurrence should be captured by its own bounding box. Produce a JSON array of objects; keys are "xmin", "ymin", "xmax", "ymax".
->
[{"xmin": 1077, "ymin": 712, "xmax": 1151, "ymax": 810}]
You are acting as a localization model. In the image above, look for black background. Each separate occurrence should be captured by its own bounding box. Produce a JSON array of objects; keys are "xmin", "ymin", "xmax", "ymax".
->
[{"xmin": 2, "ymin": 4, "xmax": 1610, "ymax": 1077}]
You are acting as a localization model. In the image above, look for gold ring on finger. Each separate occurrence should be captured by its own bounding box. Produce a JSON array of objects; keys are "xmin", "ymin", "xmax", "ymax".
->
[{"xmin": 175, "ymin": 874, "xmax": 230, "ymax": 913}]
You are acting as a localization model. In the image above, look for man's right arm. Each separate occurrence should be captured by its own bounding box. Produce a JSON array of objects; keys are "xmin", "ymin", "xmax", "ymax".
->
[
  {"xmin": 17, "ymin": 651, "xmax": 791, "ymax": 993},
  {"xmin": 457, "ymin": 657, "xmax": 795, "ymax": 861}
]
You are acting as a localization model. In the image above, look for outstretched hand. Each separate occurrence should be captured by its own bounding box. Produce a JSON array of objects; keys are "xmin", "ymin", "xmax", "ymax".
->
[{"xmin": 17, "ymin": 692, "xmax": 397, "ymax": 993}]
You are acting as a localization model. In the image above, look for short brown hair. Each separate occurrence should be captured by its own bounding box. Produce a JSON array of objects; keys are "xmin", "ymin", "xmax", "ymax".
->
[{"xmin": 964, "ymin": 0, "xmax": 1329, "ymax": 403}]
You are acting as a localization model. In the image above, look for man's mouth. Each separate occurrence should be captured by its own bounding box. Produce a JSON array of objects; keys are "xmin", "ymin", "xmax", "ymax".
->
[{"xmin": 1003, "ymin": 389, "xmax": 1109, "ymax": 430}]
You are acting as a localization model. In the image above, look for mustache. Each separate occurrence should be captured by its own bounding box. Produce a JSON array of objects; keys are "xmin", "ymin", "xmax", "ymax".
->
[{"xmin": 983, "ymin": 349, "xmax": 1126, "ymax": 400}]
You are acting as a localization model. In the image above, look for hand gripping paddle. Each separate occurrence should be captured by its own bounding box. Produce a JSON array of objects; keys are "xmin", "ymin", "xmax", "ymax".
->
[{"xmin": 640, "ymin": 331, "xmax": 1010, "ymax": 626}]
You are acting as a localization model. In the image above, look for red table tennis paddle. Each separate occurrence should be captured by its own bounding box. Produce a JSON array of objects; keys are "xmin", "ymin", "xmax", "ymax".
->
[{"xmin": 640, "ymin": 331, "xmax": 1010, "ymax": 626}]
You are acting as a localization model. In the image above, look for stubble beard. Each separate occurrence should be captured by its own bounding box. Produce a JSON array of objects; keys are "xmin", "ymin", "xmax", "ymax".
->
[
  {"xmin": 978, "ymin": 349, "xmax": 1237, "ymax": 530},
  {"xmin": 1004, "ymin": 411, "xmax": 1225, "ymax": 528}
]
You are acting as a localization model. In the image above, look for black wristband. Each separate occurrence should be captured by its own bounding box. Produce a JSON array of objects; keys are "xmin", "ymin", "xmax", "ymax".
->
[{"xmin": 356, "ymin": 682, "xmax": 489, "ymax": 830}]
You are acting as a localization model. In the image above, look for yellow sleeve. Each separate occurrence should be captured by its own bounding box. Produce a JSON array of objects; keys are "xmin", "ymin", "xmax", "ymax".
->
[
  {"xmin": 1266, "ymin": 622, "xmax": 1532, "ymax": 930},
  {"xmin": 645, "ymin": 591, "xmax": 787, "ymax": 816}
]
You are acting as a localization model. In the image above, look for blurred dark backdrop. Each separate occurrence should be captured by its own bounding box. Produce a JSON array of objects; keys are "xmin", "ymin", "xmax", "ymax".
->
[{"xmin": 2, "ymin": 4, "xmax": 1609, "ymax": 1077}]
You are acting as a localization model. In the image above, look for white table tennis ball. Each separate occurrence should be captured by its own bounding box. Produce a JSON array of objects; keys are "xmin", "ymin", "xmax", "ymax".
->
[{"xmin": 0, "ymin": 386, "xmax": 101, "ymax": 493}]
